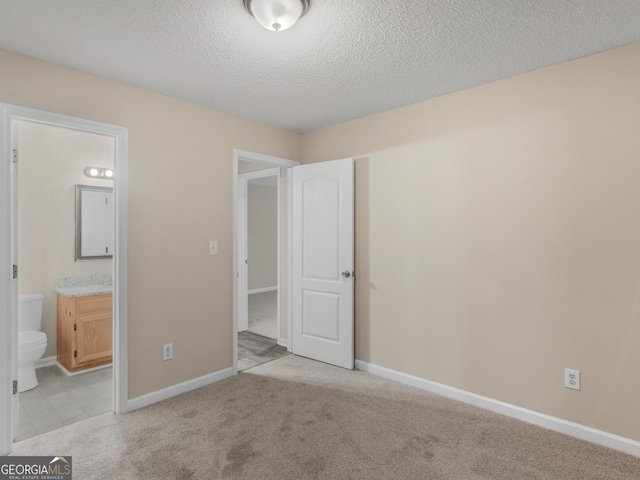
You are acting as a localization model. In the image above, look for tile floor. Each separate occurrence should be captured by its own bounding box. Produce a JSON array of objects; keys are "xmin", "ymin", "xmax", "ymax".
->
[
  {"xmin": 238, "ymin": 331, "xmax": 288, "ymax": 371},
  {"xmin": 16, "ymin": 364, "xmax": 112, "ymax": 442}
]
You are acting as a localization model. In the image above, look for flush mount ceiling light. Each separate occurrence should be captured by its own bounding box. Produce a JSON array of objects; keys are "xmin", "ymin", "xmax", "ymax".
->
[
  {"xmin": 84, "ymin": 166, "xmax": 114, "ymax": 180},
  {"xmin": 243, "ymin": 0, "xmax": 310, "ymax": 32}
]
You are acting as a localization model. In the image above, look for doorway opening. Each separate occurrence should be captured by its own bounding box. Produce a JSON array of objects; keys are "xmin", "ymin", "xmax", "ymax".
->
[
  {"xmin": 237, "ymin": 166, "xmax": 286, "ymax": 370},
  {"xmin": 233, "ymin": 150, "xmax": 298, "ymax": 373},
  {"xmin": 232, "ymin": 150, "xmax": 355, "ymax": 374},
  {"xmin": 15, "ymin": 120, "xmax": 114, "ymax": 441},
  {"xmin": 0, "ymin": 104, "xmax": 128, "ymax": 455}
]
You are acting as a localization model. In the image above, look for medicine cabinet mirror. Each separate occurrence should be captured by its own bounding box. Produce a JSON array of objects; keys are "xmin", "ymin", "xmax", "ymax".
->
[{"xmin": 75, "ymin": 185, "xmax": 114, "ymax": 260}]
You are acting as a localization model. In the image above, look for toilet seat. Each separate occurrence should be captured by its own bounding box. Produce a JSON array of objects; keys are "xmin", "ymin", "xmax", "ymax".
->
[{"xmin": 18, "ymin": 330, "xmax": 47, "ymax": 349}]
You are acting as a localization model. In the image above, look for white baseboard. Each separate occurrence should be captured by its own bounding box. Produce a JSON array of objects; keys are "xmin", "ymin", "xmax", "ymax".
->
[
  {"xmin": 277, "ymin": 337, "xmax": 289, "ymax": 350},
  {"xmin": 127, "ymin": 367, "xmax": 234, "ymax": 412},
  {"xmin": 248, "ymin": 287, "xmax": 277, "ymax": 294},
  {"xmin": 35, "ymin": 356, "xmax": 57, "ymax": 368},
  {"xmin": 57, "ymin": 362, "xmax": 112, "ymax": 377},
  {"xmin": 355, "ymin": 360, "xmax": 640, "ymax": 458}
]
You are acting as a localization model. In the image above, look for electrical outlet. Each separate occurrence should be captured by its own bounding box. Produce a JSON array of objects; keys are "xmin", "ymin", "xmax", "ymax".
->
[
  {"xmin": 565, "ymin": 368, "xmax": 580, "ymax": 390},
  {"xmin": 163, "ymin": 343, "xmax": 173, "ymax": 361}
]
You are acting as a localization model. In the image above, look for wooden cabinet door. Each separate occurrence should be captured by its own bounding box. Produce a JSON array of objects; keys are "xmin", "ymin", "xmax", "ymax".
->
[{"xmin": 76, "ymin": 311, "xmax": 113, "ymax": 367}]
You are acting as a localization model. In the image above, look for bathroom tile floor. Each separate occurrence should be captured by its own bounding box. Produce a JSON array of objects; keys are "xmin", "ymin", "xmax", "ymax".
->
[{"xmin": 16, "ymin": 364, "xmax": 112, "ymax": 442}]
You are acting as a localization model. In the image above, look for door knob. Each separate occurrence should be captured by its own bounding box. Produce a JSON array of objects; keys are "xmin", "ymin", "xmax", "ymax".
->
[{"xmin": 341, "ymin": 270, "xmax": 352, "ymax": 279}]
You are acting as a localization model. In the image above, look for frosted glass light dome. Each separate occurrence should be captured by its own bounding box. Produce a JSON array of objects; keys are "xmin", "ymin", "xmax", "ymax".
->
[{"xmin": 244, "ymin": 0, "xmax": 310, "ymax": 32}]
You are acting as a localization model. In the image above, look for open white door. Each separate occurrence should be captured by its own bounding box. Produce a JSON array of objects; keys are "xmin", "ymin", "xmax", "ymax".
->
[
  {"xmin": 237, "ymin": 176, "xmax": 249, "ymax": 332},
  {"xmin": 292, "ymin": 158, "xmax": 354, "ymax": 369}
]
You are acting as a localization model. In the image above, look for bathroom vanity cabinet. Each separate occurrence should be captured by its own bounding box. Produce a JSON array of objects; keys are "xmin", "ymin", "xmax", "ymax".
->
[{"xmin": 57, "ymin": 293, "xmax": 113, "ymax": 372}]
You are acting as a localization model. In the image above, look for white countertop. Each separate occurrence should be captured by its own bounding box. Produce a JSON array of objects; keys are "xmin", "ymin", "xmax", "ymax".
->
[{"xmin": 55, "ymin": 285, "xmax": 113, "ymax": 297}]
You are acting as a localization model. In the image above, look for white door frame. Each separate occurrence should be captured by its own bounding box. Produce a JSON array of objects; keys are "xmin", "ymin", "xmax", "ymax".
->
[
  {"xmin": 232, "ymin": 149, "xmax": 298, "ymax": 374},
  {"xmin": 237, "ymin": 167, "xmax": 280, "ymax": 333},
  {"xmin": 0, "ymin": 104, "xmax": 129, "ymax": 455}
]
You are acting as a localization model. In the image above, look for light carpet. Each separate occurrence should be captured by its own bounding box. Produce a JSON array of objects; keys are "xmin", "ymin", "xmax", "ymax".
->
[
  {"xmin": 248, "ymin": 290, "xmax": 277, "ymax": 339},
  {"xmin": 11, "ymin": 355, "xmax": 640, "ymax": 479}
]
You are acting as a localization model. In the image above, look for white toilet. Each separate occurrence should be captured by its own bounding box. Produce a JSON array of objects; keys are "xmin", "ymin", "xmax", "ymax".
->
[{"xmin": 18, "ymin": 293, "xmax": 47, "ymax": 392}]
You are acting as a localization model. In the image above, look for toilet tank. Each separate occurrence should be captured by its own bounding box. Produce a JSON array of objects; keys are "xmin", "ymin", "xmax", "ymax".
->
[{"xmin": 18, "ymin": 294, "xmax": 43, "ymax": 332}]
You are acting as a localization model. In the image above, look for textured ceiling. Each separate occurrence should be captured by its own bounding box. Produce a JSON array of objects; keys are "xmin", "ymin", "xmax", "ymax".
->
[{"xmin": 0, "ymin": 1, "xmax": 639, "ymax": 133}]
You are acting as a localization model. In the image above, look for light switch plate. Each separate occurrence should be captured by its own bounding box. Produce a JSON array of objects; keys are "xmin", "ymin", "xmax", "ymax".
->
[{"xmin": 209, "ymin": 240, "xmax": 218, "ymax": 255}]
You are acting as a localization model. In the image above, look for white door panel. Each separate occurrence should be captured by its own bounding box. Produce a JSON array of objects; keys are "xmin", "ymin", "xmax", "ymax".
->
[
  {"xmin": 293, "ymin": 158, "xmax": 354, "ymax": 369},
  {"xmin": 302, "ymin": 175, "xmax": 340, "ymax": 280},
  {"xmin": 302, "ymin": 291, "xmax": 340, "ymax": 341}
]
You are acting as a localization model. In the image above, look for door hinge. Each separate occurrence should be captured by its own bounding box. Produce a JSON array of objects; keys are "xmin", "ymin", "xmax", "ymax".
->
[
  {"xmin": 106, "ymin": 246, "xmax": 109, "ymax": 254},
  {"xmin": 13, "ymin": 380, "xmax": 17, "ymax": 395},
  {"xmin": 12, "ymin": 149, "xmax": 17, "ymax": 164},
  {"xmin": 13, "ymin": 264, "xmax": 17, "ymax": 279},
  {"xmin": 74, "ymin": 350, "xmax": 77, "ymax": 358}
]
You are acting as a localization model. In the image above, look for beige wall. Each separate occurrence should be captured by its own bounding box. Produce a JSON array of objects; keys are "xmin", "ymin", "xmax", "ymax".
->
[
  {"xmin": 300, "ymin": 42, "xmax": 640, "ymax": 441},
  {"xmin": 17, "ymin": 121, "xmax": 113, "ymax": 358},
  {"xmin": 238, "ymin": 160, "xmax": 275, "ymax": 174},
  {"xmin": 0, "ymin": 48, "xmax": 300, "ymax": 399},
  {"xmin": 247, "ymin": 184, "xmax": 277, "ymax": 291}
]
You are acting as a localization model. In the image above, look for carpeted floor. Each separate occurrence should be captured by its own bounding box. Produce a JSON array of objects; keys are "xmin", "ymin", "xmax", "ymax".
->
[
  {"xmin": 11, "ymin": 355, "xmax": 640, "ymax": 479},
  {"xmin": 248, "ymin": 290, "xmax": 277, "ymax": 339}
]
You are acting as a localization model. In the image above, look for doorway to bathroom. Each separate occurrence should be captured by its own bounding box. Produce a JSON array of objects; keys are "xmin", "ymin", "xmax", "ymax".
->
[
  {"xmin": 0, "ymin": 104, "xmax": 128, "ymax": 455},
  {"xmin": 15, "ymin": 120, "xmax": 114, "ymax": 441}
]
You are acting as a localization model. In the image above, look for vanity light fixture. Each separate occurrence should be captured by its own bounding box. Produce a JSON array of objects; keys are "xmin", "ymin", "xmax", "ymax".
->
[
  {"xmin": 243, "ymin": 0, "xmax": 310, "ymax": 32},
  {"xmin": 84, "ymin": 166, "xmax": 114, "ymax": 180}
]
